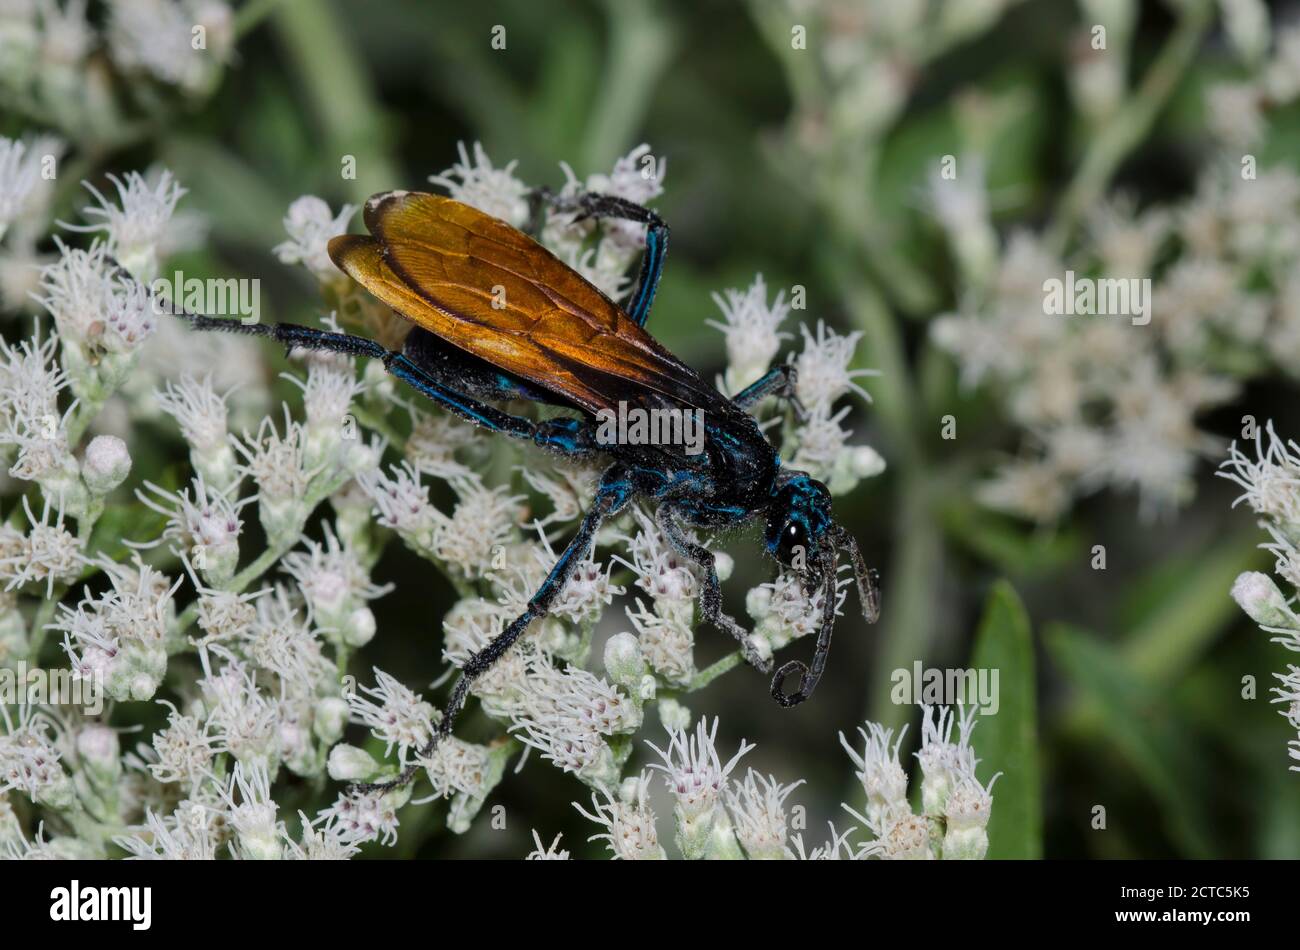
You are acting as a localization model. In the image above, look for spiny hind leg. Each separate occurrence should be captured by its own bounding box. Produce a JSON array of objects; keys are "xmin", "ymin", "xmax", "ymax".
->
[
  {"xmin": 656, "ymin": 504, "xmax": 771, "ymax": 675},
  {"xmin": 354, "ymin": 468, "xmax": 635, "ymax": 792},
  {"xmin": 179, "ymin": 317, "xmax": 595, "ymax": 456}
]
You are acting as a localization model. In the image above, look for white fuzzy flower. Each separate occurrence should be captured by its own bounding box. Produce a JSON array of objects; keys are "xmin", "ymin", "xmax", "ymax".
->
[
  {"xmin": 56, "ymin": 557, "xmax": 180, "ymax": 701},
  {"xmin": 137, "ymin": 476, "xmax": 244, "ymax": 587},
  {"xmin": 348, "ymin": 668, "xmax": 435, "ymax": 766},
  {"xmin": 221, "ymin": 761, "xmax": 282, "ymax": 860},
  {"xmin": 794, "ymin": 321, "xmax": 875, "ymax": 411},
  {"xmin": 235, "ymin": 407, "xmax": 323, "ymax": 543},
  {"xmin": 67, "ymin": 171, "xmax": 185, "ymax": 281},
  {"xmin": 0, "ymin": 705, "xmax": 72, "ymax": 808},
  {"xmin": 114, "ymin": 806, "xmax": 218, "ymax": 860},
  {"xmin": 155, "ymin": 374, "xmax": 237, "ymax": 490},
  {"xmin": 0, "ymin": 136, "xmax": 42, "ymax": 239},
  {"xmin": 747, "ymin": 566, "xmax": 848, "ymax": 652},
  {"xmin": 573, "ymin": 771, "xmax": 665, "ymax": 859},
  {"xmin": 624, "ymin": 598, "xmax": 695, "ymax": 684},
  {"xmin": 286, "ymin": 810, "xmax": 361, "ymax": 860},
  {"xmin": 429, "ymin": 141, "xmax": 530, "ymax": 229},
  {"xmin": 148, "ymin": 702, "xmax": 215, "ymax": 787},
  {"xmin": 199, "ymin": 656, "xmax": 280, "ymax": 772},
  {"xmin": 273, "ymin": 196, "xmax": 356, "ymax": 283},
  {"xmin": 281, "ymin": 522, "xmax": 391, "ymax": 648},
  {"xmin": 724, "ymin": 769, "xmax": 804, "ymax": 860},
  {"xmin": 421, "ymin": 736, "xmax": 492, "ymax": 801},
  {"xmin": 525, "ymin": 830, "xmax": 570, "ymax": 860},
  {"xmin": 357, "ymin": 460, "xmax": 440, "ymax": 555},
  {"xmin": 0, "ymin": 496, "xmax": 80, "ymax": 597},
  {"xmin": 440, "ymin": 599, "xmax": 525, "ymax": 713},
  {"xmin": 317, "ymin": 788, "xmax": 400, "ymax": 848},
  {"xmin": 616, "ymin": 507, "xmax": 700, "ymax": 610},
  {"xmin": 1219, "ymin": 420, "xmax": 1300, "ymax": 528},
  {"xmin": 707, "ymin": 274, "xmax": 791, "ymax": 393},
  {"xmin": 839, "ymin": 721, "xmax": 911, "ymax": 828},
  {"xmin": 428, "ymin": 472, "xmax": 524, "ymax": 578},
  {"xmin": 511, "ymin": 654, "xmax": 639, "ymax": 786},
  {"xmin": 0, "ymin": 333, "xmax": 76, "ymax": 489},
  {"xmin": 106, "ymin": 0, "xmax": 229, "ymax": 94},
  {"xmin": 914, "ymin": 704, "xmax": 990, "ymax": 818},
  {"xmin": 242, "ymin": 586, "xmax": 333, "ymax": 695},
  {"xmin": 647, "ymin": 717, "xmax": 753, "ymax": 858}
]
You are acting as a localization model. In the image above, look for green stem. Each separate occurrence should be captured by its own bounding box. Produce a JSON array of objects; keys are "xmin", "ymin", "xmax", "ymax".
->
[
  {"xmin": 580, "ymin": 0, "xmax": 676, "ymax": 171},
  {"xmin": 1047, "ymin": 0, "xmax": 1213, "ymax": 252},
  {"xmin": 173, "ymin": 469, "xmax": 353, "ymax": 636},
  {"xmin": 64, "ymin": 395, "xmax": 105, "ymax": 448},
  {"xmin": 272, "ymin": 0, "xmax": 400, "ymax": 202},
  {"xmin": 234, "ymin": 0, "xmax": 288, "ymax": 38},
  {"xmin": 352, "ymin": 404, "xmax": 404, "ymax": 450},
  {"xmin": 27, "ymin": 584, "xmax": 67, "ymax": 663},
  {"xmin": 867, "ymin": 475, "xmax": 944, "ymax": 730},
  {"xmin": 684, "ymin": 651, "xmax": 743, "ymax": 692}
]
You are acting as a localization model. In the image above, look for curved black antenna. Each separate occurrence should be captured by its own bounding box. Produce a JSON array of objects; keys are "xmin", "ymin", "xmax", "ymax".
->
[{"xmin": 770, "ymin": 546, "xmax": 838, "ymax": 707}]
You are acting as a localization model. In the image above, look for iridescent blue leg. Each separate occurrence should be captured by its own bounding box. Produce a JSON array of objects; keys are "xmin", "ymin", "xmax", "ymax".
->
[
  {"xmin": 528, "ymin": 189, "xmax": 669, "ymax": 327},
  {"xmin": 181, "ymin": 317, "xmax": 597, "ymax": 456},
  {"xmin": 357, "ymin": 467, "xmax": 635, "ymax": 791},
  {"xmin": 733, "ymin": 364, "xmax": 804, "ymax": 417}
]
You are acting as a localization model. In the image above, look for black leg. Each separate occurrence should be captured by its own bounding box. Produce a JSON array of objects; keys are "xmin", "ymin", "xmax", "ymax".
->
[
  {"xmin": 657, "ymin": 505, "xmax": 772, "ymax": 674},
  {"xmin": 770, "ymin": 548, "xmax": 839, "ymax": 707},
  {"xmin": 835, "ymin": 525, "xmax": 881, "ymax": 624},
  {"xmin": 528, "ymin": 188, "xmax": 669, "ymax": 328},
  {"xmin": 355, "ymin": 467, "xmax": 635, "ymax": 792}
]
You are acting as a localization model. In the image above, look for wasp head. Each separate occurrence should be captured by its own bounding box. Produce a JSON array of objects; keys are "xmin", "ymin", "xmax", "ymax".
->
[
  {"xmin": 764, "ymin": 468, "xmax": 881, "ymax": 708},
  {"xmin": 765, "ymin": 470, "xmax": 833, "ymax": 581}
]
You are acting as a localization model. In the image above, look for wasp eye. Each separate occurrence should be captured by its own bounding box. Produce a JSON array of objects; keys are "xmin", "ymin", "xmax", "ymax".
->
[{"xmin": 779, "ymin": 521, "xmax": 808, "ymax": 564}]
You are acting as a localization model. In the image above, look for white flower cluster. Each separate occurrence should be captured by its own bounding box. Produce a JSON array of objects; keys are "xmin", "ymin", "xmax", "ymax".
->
[
  {"xmin": 1224, "ymin": 421, "xmax": 1300, "ymax": 770},
  {"xmin": 927, "ymin": 4, "xmax": 1300, "ymax": 523},
  {"xmin": 1, "ymin": 1, "xmax": 234, "ymax": 160},
  {"xmin": 932, "ymin": 169, "xmax": 1300, "ymax": 522},
  {"xmin": 0, "ymin": 139, "xmax": 885, "ymax": 859},
  {"xmin": 530, "ymin": 704, "xmax": 997, "ymax": 860}
]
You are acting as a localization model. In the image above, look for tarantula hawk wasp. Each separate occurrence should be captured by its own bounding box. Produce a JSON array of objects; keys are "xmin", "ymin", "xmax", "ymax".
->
[{"xmin": 158, "ymin": 185, "xmax": 880, "ymax": 791}]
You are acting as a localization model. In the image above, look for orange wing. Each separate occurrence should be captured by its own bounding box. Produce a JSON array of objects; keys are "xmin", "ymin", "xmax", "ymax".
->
[{"xmin": 327, "ymin": 191, "xmax": 724, "ymax": 418}]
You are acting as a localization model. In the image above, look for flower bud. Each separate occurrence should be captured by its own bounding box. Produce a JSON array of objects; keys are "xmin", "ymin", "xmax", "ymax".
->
[
  {"xmin": 314, "ymin": 696, "xmax": 349, "ymax": 745},
  {"xmin": 328, "ymin": 743, "xmax": 383, "ymax": 782},
  {"xmin": 82, "ymin": 435, "xmax": 132, "ymax": 496},
  {"xmin": 1232, "ymin": 571, "xmax": 1299, "ymax": 629},
  {"xmin": 603, "ymin": 632, "xmax": 646, "ymax": 689}
]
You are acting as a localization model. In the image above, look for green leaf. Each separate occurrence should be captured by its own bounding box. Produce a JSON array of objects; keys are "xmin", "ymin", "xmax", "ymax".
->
[
  {"xmin": 969, "ymin": 580, "xmax": 1041, "ymax": 859},
  {"xmin": 1118, "ymin": 528, "xmax": 1265, "ymax": 682},
  {"xmin": 942, "ymin": 498, "xmax": 1082, "ymax": 578},
  {"xmin": 1047, "ymin": 623, "xmax": 1215, "ymax": 858}
]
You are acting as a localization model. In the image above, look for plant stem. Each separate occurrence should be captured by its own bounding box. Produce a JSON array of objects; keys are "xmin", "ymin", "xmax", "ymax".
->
[
  {"xmin": 272, "ymin": 0, "xmax": 400, "ymax": 202},
  {"xmin": 581, "ymin": 0, "xmax": 676, "ymax": 172},
  {"xmin": 1047, "ymin": 0, "xmax": 1213, "ymax": 252},
  {"xmin": 685, "ymin": 651, "xmax": 743, "ymax": 692}
]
